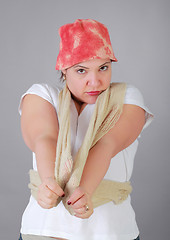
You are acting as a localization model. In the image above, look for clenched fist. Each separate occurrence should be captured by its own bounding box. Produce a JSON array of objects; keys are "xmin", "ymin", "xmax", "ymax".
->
[{"xmin": 37, "ymin": 177, "xmax": 65, "ymax": 209}]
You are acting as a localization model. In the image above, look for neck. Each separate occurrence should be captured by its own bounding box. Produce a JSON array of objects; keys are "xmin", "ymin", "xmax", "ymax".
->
[{"xmin": 71, "ymin": 94, "xmax": 87, "ymax": 116}]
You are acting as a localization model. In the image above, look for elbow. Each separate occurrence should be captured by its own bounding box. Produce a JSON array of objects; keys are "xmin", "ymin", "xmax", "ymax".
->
[
  {"xmin": 97, "ymin": 135, "xmax": 121, "ymax": 159},
  {"xmin": 110, "ymin": 139, "xmax": 123, "ymax": 157},
  {"xmin": 33, "ymin": 135, "xmax": 58, "ymax": 153},
  {"xmin": 23, "ymin": 133, "xmax": 58, "ymax": 153}
]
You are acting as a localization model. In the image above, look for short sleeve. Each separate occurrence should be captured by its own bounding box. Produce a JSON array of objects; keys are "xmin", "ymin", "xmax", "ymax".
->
[
  {"xmin": 124, "ymin": 85, "xmax": 154, "ymax": 130},
  {"xmin": 18, "ymin": 83, "xmax": 60, "ymax": 115}
]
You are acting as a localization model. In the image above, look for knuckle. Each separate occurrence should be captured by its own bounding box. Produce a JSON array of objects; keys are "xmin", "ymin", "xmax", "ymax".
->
[
  {"xmin": 46, "ymin": 204, "xmax": 52, "ymax": 209},
  {"xmin": 84, "ymin": 194, "xmax": 88, "ymax": 202},
  {"xmin": 85, "ymin": 213, "xmax": 92, "ymax": 219},
  {"xmin": 46, "ymin": 191, "xmax": 53, "ymax": 198},
  {"xmin": 49, "ymin": 198, "xmax": 57, "ymax": 206},
  {"xmin": 76, "ymin": 187, "xmax": 84, "ymax": 196},
  {"xmin": 47, "ymin": 198, "xmax": 53, "ymax": 205},
  {"xmin": 73, "ymin": 201, "xmax": 82, "ymax": 209},
  {"xmin": 38, "ymin": 200, "xmax": 46, "ymax": 209},
  {"xmin": 76, "ymin": 208, "xmax": 84, "ymax": 214}
]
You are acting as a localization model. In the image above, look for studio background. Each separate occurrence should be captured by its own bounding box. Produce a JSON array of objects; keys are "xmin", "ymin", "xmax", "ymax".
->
[{"xmin": 0, "ymin": 0, "xmax": 169, "ymax": 239}]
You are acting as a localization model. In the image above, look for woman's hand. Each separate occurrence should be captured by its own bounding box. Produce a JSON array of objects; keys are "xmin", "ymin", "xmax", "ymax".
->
[
  {"xmin": 37, "ymin": 177, "xmax": 65, "ymax": 209},
  {"xmin": 67, "ymin": 186, "xmax": 94, "ymax": 219}
]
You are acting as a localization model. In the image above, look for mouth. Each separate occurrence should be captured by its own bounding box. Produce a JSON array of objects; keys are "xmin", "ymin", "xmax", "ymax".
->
[{"xmin": 86, "ymin": 91, "xmax": 101, "ymax": 96}]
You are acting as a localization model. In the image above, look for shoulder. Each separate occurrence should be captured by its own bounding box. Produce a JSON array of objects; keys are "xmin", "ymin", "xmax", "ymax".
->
[
  {"xmin": 110, "ymin": 82, "xmax": 146, "ymax": 109},
  {"xmin": 124, "ymin": 84, "xmax": 154, "ymax": 130},
  {"xmin": 18, "ymin": 83, "xmax": 63, "ymax": 115},
  {"xmin": 25, "ymin": 83, "xmax": 62, "ymax": 98},
  {"xmin": 124, "ymin": 84, "xmax": 144, "ymax": 105}
]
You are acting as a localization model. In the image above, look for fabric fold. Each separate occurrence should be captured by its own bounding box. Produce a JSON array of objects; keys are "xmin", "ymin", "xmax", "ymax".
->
[{"xmin": 28, "ymin": 82, "xmax": 132, "ymax": 215}]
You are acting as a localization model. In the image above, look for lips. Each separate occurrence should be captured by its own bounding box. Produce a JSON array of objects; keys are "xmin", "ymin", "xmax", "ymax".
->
[{"xmin": 86, "ymin": 91, "xmax": 101, "ymax": 96}]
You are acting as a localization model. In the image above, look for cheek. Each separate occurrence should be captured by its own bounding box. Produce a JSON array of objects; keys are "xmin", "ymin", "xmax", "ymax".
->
[
  {"xmin": 66, "ymin": 78, "xmax": 83, "ymax": 94},
  {"xmin": 66, "ymin": 79, "xmax": 74, "ymax": 93},
  {"xmin": 108, "ymin": 72, "xmax": 112, "ymax": 83},
  {"xmin": 103, "ymin": 74, "xmax": 111, "ymax": 86}
]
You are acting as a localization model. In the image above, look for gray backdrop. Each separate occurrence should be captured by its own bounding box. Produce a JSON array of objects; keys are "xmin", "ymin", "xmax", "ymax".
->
[{"xmin": 0, "ymin": 0, "xmax": 169, "ymax": 239}]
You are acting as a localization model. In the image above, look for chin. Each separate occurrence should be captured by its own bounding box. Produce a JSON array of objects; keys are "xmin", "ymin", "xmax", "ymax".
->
[{"xmin": 86, "ymin": 97, "xmax": 99, "ymax": 105}]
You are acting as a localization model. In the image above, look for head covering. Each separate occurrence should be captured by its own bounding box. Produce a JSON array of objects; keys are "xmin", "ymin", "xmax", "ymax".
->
[{"xmin": 55, "ymin": 19, "xmax": 117, "ymax": 70}]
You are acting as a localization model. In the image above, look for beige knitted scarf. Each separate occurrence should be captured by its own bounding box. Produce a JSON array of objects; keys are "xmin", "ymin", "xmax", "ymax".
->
[{"xmin": 29, "ymin": 82, "xmax": 132, "ymax": 215}]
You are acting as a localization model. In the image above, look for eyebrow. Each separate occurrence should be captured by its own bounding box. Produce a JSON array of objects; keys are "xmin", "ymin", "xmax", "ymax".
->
[
  {"xmin": 73, "ymin": 61, "xmax": 111, "ymax": 69},
  {"xmin": 99, "ymin": 61, "xmax": 111, "ymax": 67},
  {"xmin": 73, "ymin": 65, "xmax": 89, "ymax": 69}
]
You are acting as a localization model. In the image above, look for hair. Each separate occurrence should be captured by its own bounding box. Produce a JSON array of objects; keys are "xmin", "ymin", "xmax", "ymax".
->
[{"xmin": 59, "ymin": 71, "xmax": 65, "ymax": 82}]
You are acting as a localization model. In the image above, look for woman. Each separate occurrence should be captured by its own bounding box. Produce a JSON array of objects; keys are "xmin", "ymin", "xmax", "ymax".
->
[{"xmin": 18, "ymin": 19, "xmax": 153, "ymax": 240}]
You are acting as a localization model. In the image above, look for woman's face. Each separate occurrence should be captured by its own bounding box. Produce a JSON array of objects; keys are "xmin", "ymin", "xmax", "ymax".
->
[{"xmin": 63, "ymin": 58, "xmax": 112, "ymax": 105}]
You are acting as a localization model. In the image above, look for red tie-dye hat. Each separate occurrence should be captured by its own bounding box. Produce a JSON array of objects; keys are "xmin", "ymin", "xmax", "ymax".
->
[{"xmin": 55, "ymin": 19, "xmax": 117, "ymax": 70}]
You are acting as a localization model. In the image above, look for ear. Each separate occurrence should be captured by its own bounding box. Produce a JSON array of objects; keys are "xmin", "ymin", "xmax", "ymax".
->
[{"xmin": 62, "ymin": 70, "xmax": 67, "ymax": 75}]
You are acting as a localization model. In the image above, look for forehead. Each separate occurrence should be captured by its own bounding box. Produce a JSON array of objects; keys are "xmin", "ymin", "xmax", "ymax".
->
[{"xmin": 72, "ymin": 58, "xmax": 111, "ymax": 68}]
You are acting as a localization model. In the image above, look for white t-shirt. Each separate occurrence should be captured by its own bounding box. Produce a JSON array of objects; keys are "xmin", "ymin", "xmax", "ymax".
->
[{"xmin": 19, "ymin": 83, "xmax": 153, "ymax": 240}]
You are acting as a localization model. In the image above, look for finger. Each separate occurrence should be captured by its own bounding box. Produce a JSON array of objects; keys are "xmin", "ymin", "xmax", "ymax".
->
[
  {"xmin": 67, "ymin": 187, "xmax": 85, "ymax": 205},
  {"xmin": 73, "ymin": 206, "xmax": 86, "ymax": 215},
  {"xmin": 74, "ymin": 209, "xmax": 94, "ymax": 219},
  {"xmin": 45, "ymin": 178, "xmax": 65, "ymax": 197},
  {"xmin": 71, "ymin": 195, "xmax": 87, "ymax": 209},
  {"xmin": 37, "ymin": 199, "xmax": 53, "ymax": 209},
  {"xmin": 39, "ymin": 184, "xmax": 57, "ymax": 199},
  {"xmin": 39, "ymin": 194, "xmax": 57, "ymax": 207},
  {"xmin": 38, "ymin": 185, "xmax": 59, "ymax": 207}
]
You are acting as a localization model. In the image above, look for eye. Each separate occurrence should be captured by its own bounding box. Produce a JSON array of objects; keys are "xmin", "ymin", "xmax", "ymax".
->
[
  {"xmin": 77, "ymin": 68, "xmax": 86, "ymax": 74},
  {"xmin": 100, "ymin": 65, "xmax": 108, "ymax": 71}
]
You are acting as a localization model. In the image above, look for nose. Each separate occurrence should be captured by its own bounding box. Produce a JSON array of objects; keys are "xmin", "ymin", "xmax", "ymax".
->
[{"xmin": 87, "ymin": 71, "xmax": 100, "ymax": 87}]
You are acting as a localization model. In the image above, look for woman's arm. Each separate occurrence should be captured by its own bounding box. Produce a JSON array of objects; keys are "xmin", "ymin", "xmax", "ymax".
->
[
  {"xmin": 21, "ymin": 94, "xmax": 64, "ymax": 208},
  {"xmin": 80, "ymin": 104, "xmax": 145, "ymax": 195},
  {"xmin": 68, "ymin": 104, "xmax": 145, "ymax": 218}
]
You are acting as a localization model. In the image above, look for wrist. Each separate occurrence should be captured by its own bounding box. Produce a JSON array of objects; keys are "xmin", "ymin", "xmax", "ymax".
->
[
  {"xmin": 37, "ymin": 164, "xmax": 55, "ymax": 182},
  {"xmin": 79, "ymin": 183, "xmax": 93, "ymax": 198},
  {"xmin": 41, "ymin": 175, "xmax": 55, "ymax": 182}
]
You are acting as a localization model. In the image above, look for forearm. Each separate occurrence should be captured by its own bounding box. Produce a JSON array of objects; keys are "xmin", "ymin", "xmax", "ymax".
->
[
  {"xmin": 79, "ymin": 140, "xmax": 114, "ymax": 196},
  {"xmin": 33, "ymin": 137, "xmax": 65, "ymax": 208},
  {"xmin": 34, "ymin": 136, "xmax": 57, "ymax": 182}
]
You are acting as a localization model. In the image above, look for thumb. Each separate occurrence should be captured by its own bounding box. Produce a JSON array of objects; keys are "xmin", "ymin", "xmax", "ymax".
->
[
  {"xmin": 67, "ymin": 187, "xmax": 84, "ymax": 205},
  {"xmin": 45, "ymin": 178, "xmax": 65, "ymax": 197}
]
